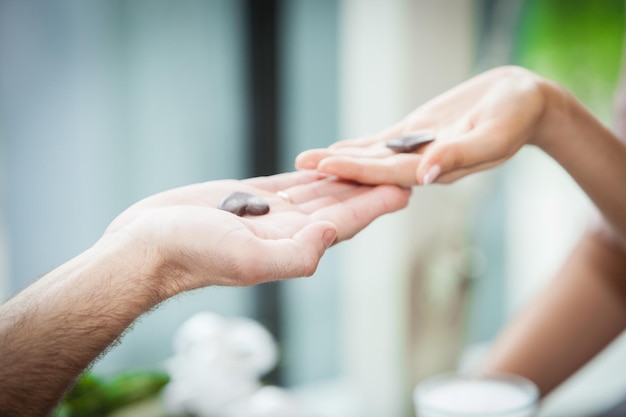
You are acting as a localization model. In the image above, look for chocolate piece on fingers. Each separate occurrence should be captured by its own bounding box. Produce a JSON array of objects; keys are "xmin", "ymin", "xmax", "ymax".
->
[
  {"xmin": 217, "ymin": 192, "xmax": 270, "ymax": 217},
  {"xmin": 386, "ymin": 133, "xmax": 435, "ymax": 153}
]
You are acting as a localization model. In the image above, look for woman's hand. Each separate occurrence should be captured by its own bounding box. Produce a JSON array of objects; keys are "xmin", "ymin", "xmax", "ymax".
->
[{"xmin": 296, "ymin": 66, "xmax": 553, "ymax": 186}]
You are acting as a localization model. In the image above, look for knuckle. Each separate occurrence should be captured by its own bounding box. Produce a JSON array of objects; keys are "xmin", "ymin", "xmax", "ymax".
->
[{"xmin": 443, "ymin": 145, "xmax": 465, "ymax": 169}]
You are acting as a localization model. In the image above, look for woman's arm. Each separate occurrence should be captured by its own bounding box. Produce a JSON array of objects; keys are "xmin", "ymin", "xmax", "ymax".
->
[
  {"xmin": 480, "ymin": 229, "xmax": 626, "ymax": 396},
  {"xmin": 535, "ymin": 80, "xmax": 626, "ymax": 246},
  {"xmin": 296, "ymin": 66, "xmax": 626, "ymax": 241}
]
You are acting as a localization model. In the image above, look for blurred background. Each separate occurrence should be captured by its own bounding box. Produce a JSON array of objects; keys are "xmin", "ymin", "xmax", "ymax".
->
[{"xmin": 0, "ymin": 0, "xmax": 625, "ymax": 416}]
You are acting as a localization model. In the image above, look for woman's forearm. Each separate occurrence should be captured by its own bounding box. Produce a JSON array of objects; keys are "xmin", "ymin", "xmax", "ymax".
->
[
  {"xmin": 537, "ymin": 80, "xmax": 626, "ymax": 243},
  {"xmin": 481, "ymin": 230, "xmax": 626, "ymax": 396}
]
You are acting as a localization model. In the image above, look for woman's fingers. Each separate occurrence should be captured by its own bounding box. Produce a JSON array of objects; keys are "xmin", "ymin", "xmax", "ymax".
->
[
  {"xmin": 295, "ymin": 143, "xmax": 394, "ymax": 170},
  {"xmin": 315, "ymin": 153, "xmax": 424, "ymax": 187},
  {"xmin": 296, "ymin": 126, "xmax": 516, "ymax": 187},
  {"xmin": 417, "ymin": 126, "xmax": 518, "ymax": 184},
  {"xmin": 297, "ymin": 124, "xmax": 519, "ymax": 186},
  {"xmin": 428, "ymin": 159, "xmax": 508, "ymax": 184},
  {"xmin": 293, "ymin": 67, "xmax": 551, "ymax": 188},
  {"xmin": 295, "ymin": 148, "xmax": 337, "ymax": 170}
]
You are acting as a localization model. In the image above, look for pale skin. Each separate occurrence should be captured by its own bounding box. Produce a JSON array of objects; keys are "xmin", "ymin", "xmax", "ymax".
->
[
  {"xmin": 296, "ymin": 65, "xmax": 626, "ymax": 243},
  {"xmin": 296, "ymin": 66, "xmax": 626, "ymax": 397},
  {"xmin": 0, "ymin": 170, "xmax": 410, "ymax": 417},
  {"xmin": 481, "ymin": 228, "xmax": 626, "ymax": 396}
]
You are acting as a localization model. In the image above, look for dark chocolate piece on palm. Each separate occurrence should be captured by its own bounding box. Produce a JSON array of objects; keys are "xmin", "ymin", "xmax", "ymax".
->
[
  {"xmin": 217, "ymin": 192, "xmax": 270, "ymax": 217},
  {"xmin": 386, "ymin": 133, "xmax": 435, "ymax": 153}
]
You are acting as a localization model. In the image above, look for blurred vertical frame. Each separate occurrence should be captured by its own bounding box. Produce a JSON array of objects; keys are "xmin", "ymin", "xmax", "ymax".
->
[{"xmin": 244, "ymin": 0, "xmax": 284, "ymax": 384}]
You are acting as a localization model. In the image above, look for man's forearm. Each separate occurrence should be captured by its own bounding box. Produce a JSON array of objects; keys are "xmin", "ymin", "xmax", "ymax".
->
[
  {"xmin": 0, "ymin": 236, "xmax": 160, "ymax": 417},
  {"xmin": 0, "ymin": 170, "xmax": 410, "ymax": 416}
]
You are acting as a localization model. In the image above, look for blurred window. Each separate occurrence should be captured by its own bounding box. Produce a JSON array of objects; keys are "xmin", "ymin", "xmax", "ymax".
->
[{"xmin": 0, "ymin": 0, "xmax": 341, "ymax": 384}]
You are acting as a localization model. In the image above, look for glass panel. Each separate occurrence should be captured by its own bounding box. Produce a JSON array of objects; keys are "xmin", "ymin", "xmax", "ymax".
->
[
  {"xmin": 0, "ymin": 0, "xmax": 252, "ymax": 374},
  {"xmin": 279, "ymin": 0, "xmax": 340, "ymax": 386}
]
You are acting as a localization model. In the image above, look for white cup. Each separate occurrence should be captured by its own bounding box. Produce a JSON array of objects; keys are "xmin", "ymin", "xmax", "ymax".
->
[{"xmin": 413, "ymin": 373, "xmax": 539, "ymax": 417}]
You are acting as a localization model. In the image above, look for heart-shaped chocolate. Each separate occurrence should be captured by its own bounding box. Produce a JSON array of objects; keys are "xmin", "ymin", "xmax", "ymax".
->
[
  {"xmin": 386, "ymin": 133, "xmax": 435, "ymax": 153},
  {"xmin": 217, "ymin": 192, "xmax": 270, "ymax": 217}
]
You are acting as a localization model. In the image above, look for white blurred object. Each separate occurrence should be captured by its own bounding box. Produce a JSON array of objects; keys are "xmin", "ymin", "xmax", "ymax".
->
[
  {"xmin": 163, "ymin": 312, "xmax": 304, "ymax": 417},
  {"xmin": 223, "ymin": 386, "xmax": 306, "ymax": 417}
]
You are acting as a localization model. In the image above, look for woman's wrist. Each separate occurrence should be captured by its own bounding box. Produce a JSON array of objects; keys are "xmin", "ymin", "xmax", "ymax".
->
[
  {"xmin": 532, "ymin": 75, "xmax": 576, "ymax": 153},
  {"xmin": 527, "ymin": 74, "xmax": 626, "ymax": 240}
]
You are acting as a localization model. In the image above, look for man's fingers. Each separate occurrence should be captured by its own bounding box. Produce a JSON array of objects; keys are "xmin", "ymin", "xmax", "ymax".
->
[
  {"xmin": 307, "ymin": 184, "xmax": 411, "ymax": 242},
  {"xmin": 299, "ymin": 183, "xmax": 410, "ymax": 216},
  {"xmin": 279, "ymin": 177, "xmax": 357, "ymax": 205},
  {"xmin": 249, "ymin": 221, "xmax": 336, "ymax": 281}
]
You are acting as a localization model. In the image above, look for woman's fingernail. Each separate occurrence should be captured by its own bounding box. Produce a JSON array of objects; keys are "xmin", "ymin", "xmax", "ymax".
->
[{"xmin": 422, "ymin": 164, "xmax": 441, "ymax": 185}]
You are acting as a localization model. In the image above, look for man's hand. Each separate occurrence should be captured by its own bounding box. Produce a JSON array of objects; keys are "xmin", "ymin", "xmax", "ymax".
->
[
  {"xmin": 104, "ymin": 170, "xmax": 411, "ymax": 296},
  {"xmin": 0, "ymin": 170, "xmax": 409, "ymax": 416}
]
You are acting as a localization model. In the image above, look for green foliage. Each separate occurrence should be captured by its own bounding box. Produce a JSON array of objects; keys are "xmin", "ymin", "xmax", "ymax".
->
[
  {"xmin": 515, "ymin": 0, "xmax": 625, "ymax": 119},
  {"xmin": 54, "ymin": 371, "xmax": 170, "ymax": 417}
]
